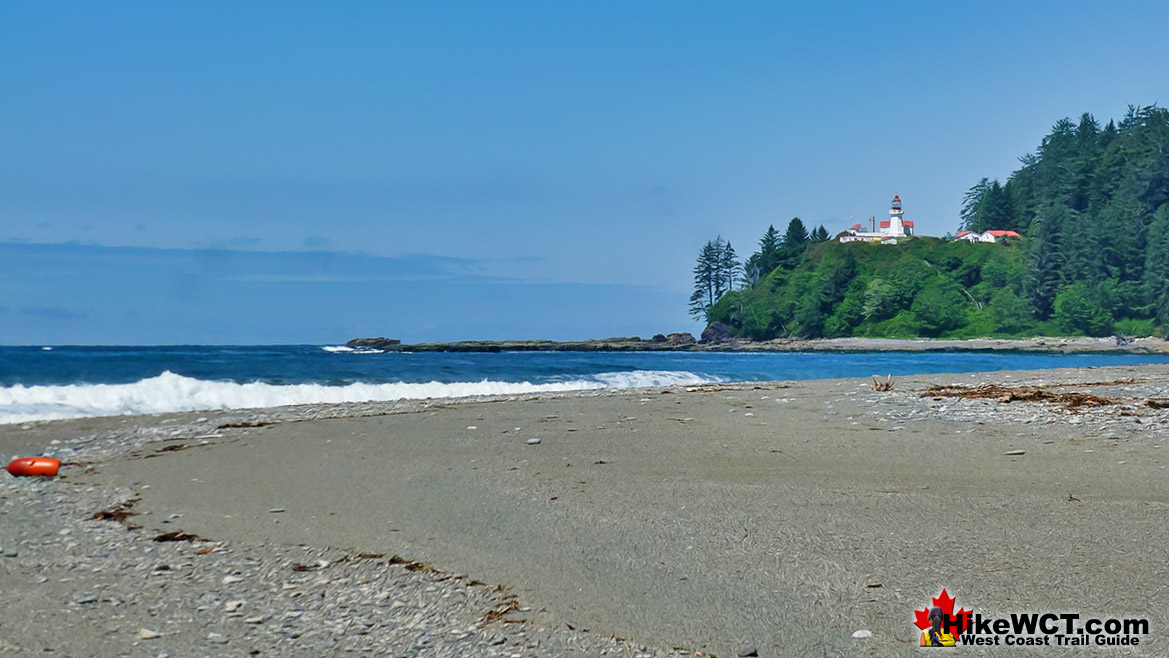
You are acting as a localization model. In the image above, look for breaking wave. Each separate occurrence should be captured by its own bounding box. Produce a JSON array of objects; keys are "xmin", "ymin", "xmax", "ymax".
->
[
  {"xmin": 0, "ymin": 370, "xmax": 719, "ymax": 424},
  {"xmin": 321, "ymin": 345, "xmax": 381, "ymax": 354}
]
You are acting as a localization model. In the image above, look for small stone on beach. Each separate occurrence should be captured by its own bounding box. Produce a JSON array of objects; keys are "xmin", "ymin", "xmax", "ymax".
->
[
  {"xmin": 1004, "ymin": 450, "xmax": 1026, "ymax": 456},
  {"xmin": 526, "ymin": 438, "xmax": 541, "ymax": 445},
  {"xmin": 137, "ymin": 629, "xmax": 163, "ymax": 640},
  {"xmin": 737, "ymin": 645, "xmax": 759, "ymax": 657},
  {"xmin": 268, "ymin": 508, "xmax": 285, "ymax": 513},
  {"xmin": 852, "ymin": 629, "xmax": 873, "ymax": 638}
]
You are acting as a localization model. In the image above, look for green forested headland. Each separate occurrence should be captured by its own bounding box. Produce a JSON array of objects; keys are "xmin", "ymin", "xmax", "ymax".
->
[{"xmin": 697, "ymin": 105, "xmax": 1169, "ymax": 340}]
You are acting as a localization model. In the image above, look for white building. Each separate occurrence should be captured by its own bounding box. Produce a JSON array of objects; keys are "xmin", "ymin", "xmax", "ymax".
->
[
  {"xmin": 952, "ymin": 229, "xmax": 1021, "ymax": 243},
  {"xmin": 838, "ymin": 195, "xmax": 916, "ymax": 244}
]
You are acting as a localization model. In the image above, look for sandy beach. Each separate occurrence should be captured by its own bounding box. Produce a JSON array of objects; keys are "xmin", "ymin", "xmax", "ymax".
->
[{"xmin": 4, "ymin": 365, "xmax": 1169, "ymax": 656}]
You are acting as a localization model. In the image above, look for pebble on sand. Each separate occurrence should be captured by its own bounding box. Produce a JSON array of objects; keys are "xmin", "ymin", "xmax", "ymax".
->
[
  {"xmin": 526, "ymin": 438, "xmax": 541, "ymax": 445},
  {"xmin": 852, "ymin": 629, "xmax": 873, "ymax": 638},
  {"xmin": 1004, "ymin": 450, "xmax": 1026, "ymax": 456},
  {"xmin": 137, "ymin": 629, "xmax": 163, "ymax": 640},
  {"xmin": 737, "ymin": 645, "xmax": 759, "ymax": 657}
]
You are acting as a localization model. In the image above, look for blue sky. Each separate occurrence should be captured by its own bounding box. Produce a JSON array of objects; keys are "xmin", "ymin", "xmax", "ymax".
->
[{"xmin": 2, "ymin": 1, "xmax": 1167, "ymax": 344}]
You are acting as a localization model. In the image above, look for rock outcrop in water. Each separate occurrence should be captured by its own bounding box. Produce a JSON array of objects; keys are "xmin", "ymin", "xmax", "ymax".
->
[
  {"xmin": 346, "ymin": 337, "xmax": 400, "ymax": 349},
  {"xmin": 344, "ymin": 335, "xmax": 1169, "ymax": 354},
  {"xmin": 345, "ymin": 334, "xmax": 697, "ymax": 353}
]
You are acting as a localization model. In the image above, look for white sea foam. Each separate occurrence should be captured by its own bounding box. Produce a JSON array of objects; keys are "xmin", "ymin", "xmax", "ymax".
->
[
  {"xmin": 0, "ymin": 370, "xmax": 719, "ymax": 424},
  {"xmin": 587, "ymin": 370, "xmax": 716, "ymax": 388},
  {"xmin": 321, "ymin": 345, "xmax": 381, "ymax": 354}
]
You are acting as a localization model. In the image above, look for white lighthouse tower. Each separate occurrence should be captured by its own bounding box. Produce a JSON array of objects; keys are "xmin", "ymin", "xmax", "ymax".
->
[
  {"xmin": 837, "ymin": 194, "xmax": 916, "ymax": 244},
  {"xmin": 879, "ymin": 195, "xmax": 913, "ymax": 237}
]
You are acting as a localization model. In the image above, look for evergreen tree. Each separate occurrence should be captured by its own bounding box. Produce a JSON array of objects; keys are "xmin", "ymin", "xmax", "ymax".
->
[
  {"xmin": 960, "ymin": 178, "xmax": 991, "ymax": 230},
  {"xmin": 759, "ymin": 224, "xmax": 781, "ymax": 256},
  {"xmin": 757, "ymin": 225, "xmax": 782, "ymax": 276},
  {"xmin": 971, "ymin": 180, "xmax": 1013, "ymax": 232},
  {"xmin": 1128, "ymin": 106, "xmax": 1169, "ymax": 209},
  {"xmin": 689, "ymin": 238, "xmax": 728, "ymax": 321},
  {"xmin": 810, "ymin": 225, "xmax": 830, "ymax": 242},
  {"xmin": 743, "ymin": 225, "xmax": 782, "ymax": 287},
  {"xmin": 1035, "ymin": 117, "xmax": 1080, "ymax": 210},
  {"xmin": 719, "ymin": 240, "xmax": 743, "ymax": 295},
  {"xmin": 1056, "ymin": 208, "xmax": 1093, "ymax": 283},
  {"xmin": 689, "ymin": 240, "xmax": 719, "ymax": 320},
  {"xmin": 1006, "ymin": 152, "xmax": 1041, "ymax": 232},
  {"xmin": 1071, "ymin": 112, "xmax": 1101, "ymax": 213},
  {"xmin": 1101, "ymin": 119, "xmax": 1118, "ymax": 149},
  {"xmin": 1024, "ymin": 208, "xmax": 1064, "ymax": 319},
  {"xmin": 742, "ymin": 253, "xmax": 764, "ymax": 288},
  {"xmin": 1143, "ymin": 204, "xmax": 1169, "ymax": 323},
  {"xmin": 1094, "ymin": 194, "xmax": 1148, "ymax": 282},
  {"xmin": 783, "ymin": 217, "xmax": 809, "ymax": 249}
]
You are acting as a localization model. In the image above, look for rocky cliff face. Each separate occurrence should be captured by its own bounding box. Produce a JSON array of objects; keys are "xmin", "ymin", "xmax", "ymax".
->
[{"xmin": 699, "ymin": 322, "xmax": 735, "ymax": 344}]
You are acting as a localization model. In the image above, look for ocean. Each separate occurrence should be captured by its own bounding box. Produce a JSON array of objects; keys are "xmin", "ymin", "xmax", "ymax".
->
[{"xmin": 1, "ymin": 344, "xmax": 1167, "ymax": 425}]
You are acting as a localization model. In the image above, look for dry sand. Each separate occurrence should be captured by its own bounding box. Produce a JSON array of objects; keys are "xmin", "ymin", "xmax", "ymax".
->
[
  {"xmin": 64, "ymin": 366, "xmax": 1169, "ymax": 656},
  {"xmin": 4, "ymin": 365, "xmax": 1169, "ymax": 656}
]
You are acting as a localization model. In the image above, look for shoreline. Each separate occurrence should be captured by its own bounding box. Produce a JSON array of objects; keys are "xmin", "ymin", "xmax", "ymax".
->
[
  {"xmin": 3, "ymin": 364, "xmax": 1169, "ymax": 656},
  {"xmin": 348, "ymin": 334, "xmax": 1169, "ymax": 355}
]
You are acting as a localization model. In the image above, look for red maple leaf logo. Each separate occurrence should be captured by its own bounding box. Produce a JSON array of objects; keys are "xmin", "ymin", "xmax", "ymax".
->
[{"xmin": 914, "ymin": 588, "xmax": 971, "ymax": 638}]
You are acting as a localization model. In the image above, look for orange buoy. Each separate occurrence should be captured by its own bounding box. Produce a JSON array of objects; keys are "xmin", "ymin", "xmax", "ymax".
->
[{"xmin": 6, "ymin": 457, "xmax": 61, "ymax": 477}]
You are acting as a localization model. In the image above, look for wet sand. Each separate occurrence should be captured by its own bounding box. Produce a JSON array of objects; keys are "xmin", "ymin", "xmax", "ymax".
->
[{"xmin": 77, "ymin": 366, "xmax": 1169, "ymax": 656}]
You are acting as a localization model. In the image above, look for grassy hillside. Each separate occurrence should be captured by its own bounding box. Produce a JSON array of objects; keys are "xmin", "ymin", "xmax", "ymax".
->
[{"xmin": 706, "ymin": 237, "xmax": 1152, "ymax": 339}]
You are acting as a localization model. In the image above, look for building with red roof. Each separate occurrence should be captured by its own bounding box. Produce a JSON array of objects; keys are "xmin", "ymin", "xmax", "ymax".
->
[
  {"xmin": 952, "ymin": 229, "xmax": 1021, "ymax": 243},
  {"xmin": 839, "ymin": 195, "xmax": 916, "ymax": 244}
]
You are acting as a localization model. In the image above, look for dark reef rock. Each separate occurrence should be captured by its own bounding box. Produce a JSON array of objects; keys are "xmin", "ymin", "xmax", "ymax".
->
[
  {"xmin": 345, "ymin": 337, "xmax": 401, "ymax": 350},
  {"xmin": 700, "ymin": 322, "xmax": 735, "ymax": 344},
  {"xmin": 343, "ymin": 335, "xmax": 704, "ymax": 353}
]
